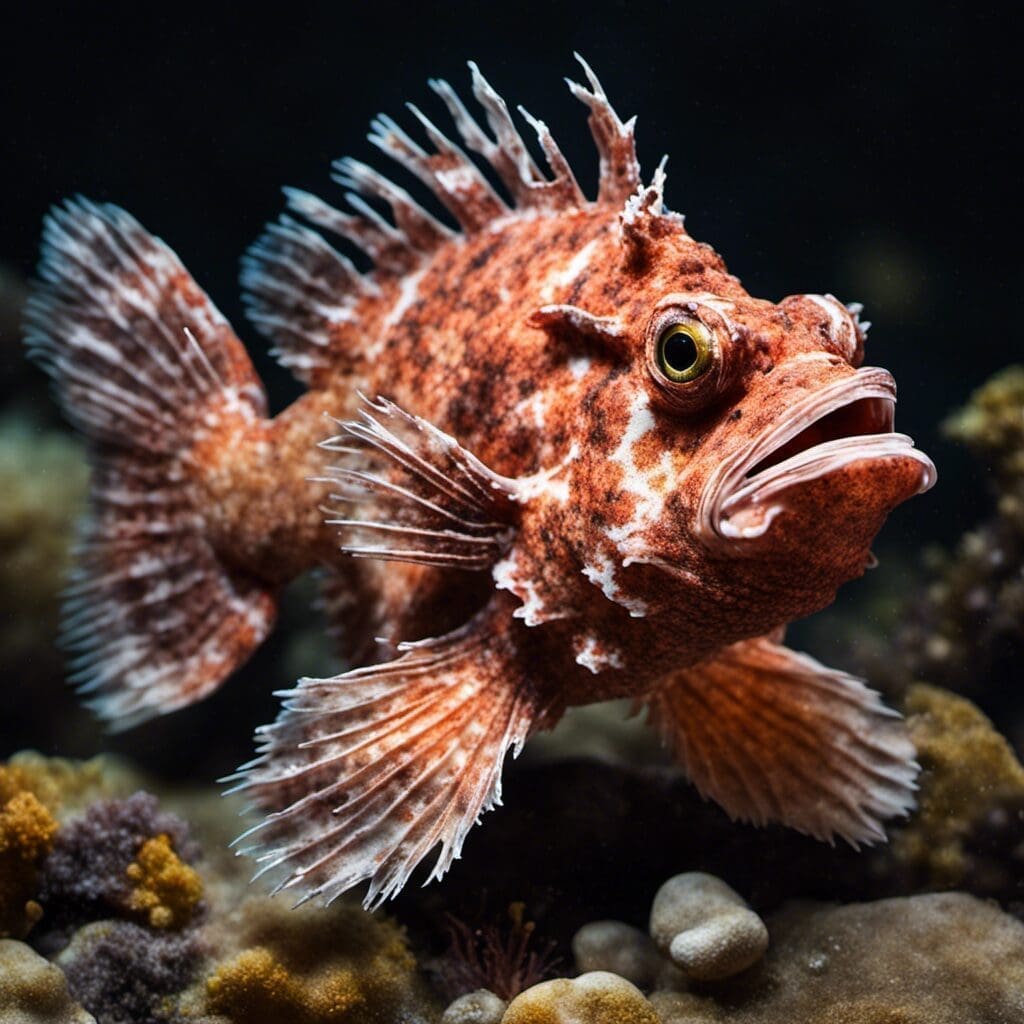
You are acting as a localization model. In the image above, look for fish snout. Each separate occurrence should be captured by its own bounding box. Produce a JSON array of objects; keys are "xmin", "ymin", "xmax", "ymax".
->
[{"xmin": 697, "ymin": 363, "xmax": 936, "ymax": 547}]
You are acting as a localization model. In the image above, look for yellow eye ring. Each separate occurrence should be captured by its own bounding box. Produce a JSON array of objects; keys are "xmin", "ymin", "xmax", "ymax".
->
[{"xmin": 656, "ymin": 322, "xmax": 713, "ymax": 383}]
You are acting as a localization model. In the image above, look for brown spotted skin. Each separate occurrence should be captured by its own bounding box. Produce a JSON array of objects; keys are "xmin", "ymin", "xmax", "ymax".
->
[
  {"xmin": 30, "ymin": 61, "xmax": 936, "ymax": 901},
  {"xmin": 202, "ymin": 206, "xmax": 926, "ymax": 711}
]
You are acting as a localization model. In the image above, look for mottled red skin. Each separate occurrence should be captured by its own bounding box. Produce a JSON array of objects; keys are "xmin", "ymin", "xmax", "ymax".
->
[
  {"xmin": 25, "ymin": 64, "xmax": 941, "ymax": 902},
  {"xmin": 198, "ymin": 204, "xmax": 927, "ymax": 715}
]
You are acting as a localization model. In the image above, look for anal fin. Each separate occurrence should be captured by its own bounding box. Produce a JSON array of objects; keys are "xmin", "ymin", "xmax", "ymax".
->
[
  {"xmin": 644, "ymin": 637, "xmax": 917, "ymax": 846},
  {"xmin": 230, "ymin": 595, "xmax": 546, "ymax": 908}
]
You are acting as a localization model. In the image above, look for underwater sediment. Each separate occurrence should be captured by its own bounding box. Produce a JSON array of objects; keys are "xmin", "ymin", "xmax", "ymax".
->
[{"xmin": 3, "ymin": 659, "xmax": 1024, "ymax": 1022}]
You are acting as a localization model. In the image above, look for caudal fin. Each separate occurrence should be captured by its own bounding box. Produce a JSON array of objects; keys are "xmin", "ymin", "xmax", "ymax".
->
[{"xmin": 25, "ymin": 198, "xmax": 278, "ymax": 729}]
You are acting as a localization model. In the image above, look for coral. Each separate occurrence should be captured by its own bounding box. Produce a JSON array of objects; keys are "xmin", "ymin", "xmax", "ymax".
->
[
  {"xmin": 206, "ymin": 947, "xmax": 374, "ymax": 1022},
  {"xmin": 57, "ymin": 920, "xmax": 204, "ymax": 1024},
  {"xmin": 571, "ymin": 922, "xmax": 662, "ymax": 990},
  {"xmin": 36, "ymin": 792, "xmax": 199, "ymax": 946},
  {"xmin": 1, "ymin": 792, "xmax": 58, "ymax": 864},
  {"xmin": 198, "ymin": 897, "xmax": 438, "ymax": 1023},
  {"xmin": 645, "ymin": 893, "xmax": 1024, "ymax": 1023},
  {"xmin": 0, "ymin": 753, "xmax": 135, "ymax": 820},
  {"xmin": 891, "ymin": 684, "xmax": 1024, "ymax": 888},
  {"xmin": 944, "ymin": 365, "xmax": 1024, "ymax": 486},
  {"xmin": 0, "ymin": 789, "xmax": 59, "ymax": 938},
  {"xmin": 501, "ymin": 973, "xmax": 660, "ymax": 1024},
  {"xmin": 0, "ymin": 938, "xmax": 96, "ymax": 1024},
  {"xmin": 441, "ymin": 990, "xmax": 508, "ymax": 1024},
  {"xmin": 125, "ymin": 834, "xmax": 203, "ymax": 929},
  {"xmin": 443, "ymin": 903, "xmax": 561, "ymax": 1002},
  {"xmin": 648, "ymin": 873, "xmax": 768, "ymax": 982},
  {"xmin": 879, "ymin": 367, "xmax": 1024, "ymax": 700}
]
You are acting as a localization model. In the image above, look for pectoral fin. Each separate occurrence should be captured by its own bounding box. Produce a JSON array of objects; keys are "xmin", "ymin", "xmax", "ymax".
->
[
  {"xmin": 229, "ymin": 594, "xmax": 549, "ymax": 908},
  {"xmin": 320, "ymin": 395, "xmax": 519, "ymax": 570},
  {"xmin": 644, "ymin": 637, "xmax": 917, "ymax": 846}
]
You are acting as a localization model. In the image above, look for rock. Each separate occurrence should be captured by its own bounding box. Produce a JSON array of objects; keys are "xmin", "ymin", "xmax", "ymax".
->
[
  {"xmin": 442, "ymin": 989, "xmax": 507, "ymax": 1023},
  {"xmin": 572, "ymin": 920, "xmax": 663, "ymax": 988},
  {"xmin": 647, "ymin": 893, "xmax": 1024, "ymax": 1023},
  {"xmin": 502, "ymin": 972, "xmax": 660, "ymax": 1024},
  {"xmin": 0, "ymin": 939, "xmax": 96, "ymax": 1023},
  {"xmin": 649, "ymin": 873, "xmax": 768, "ymax": 981}
]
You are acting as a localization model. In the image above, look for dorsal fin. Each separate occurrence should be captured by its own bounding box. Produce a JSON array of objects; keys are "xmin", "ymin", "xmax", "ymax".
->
[
  {"xmin": 242, "ymin": 56, "xmax": 659, "ymax": 384},
  {"xmin": 564, "ymin": 53, "xmax": 642, "ymax": 205}
]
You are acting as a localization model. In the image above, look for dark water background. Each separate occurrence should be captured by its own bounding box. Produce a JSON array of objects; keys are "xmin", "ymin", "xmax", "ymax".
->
[{"xmin": 0, "ymin": 1, "xmax": 1020, "ymax": 779}]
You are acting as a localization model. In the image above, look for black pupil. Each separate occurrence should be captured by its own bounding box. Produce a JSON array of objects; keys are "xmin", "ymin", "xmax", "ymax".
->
[{"xmin": 663, "ymin": 331, "xmax": 698, "ymax": 373}]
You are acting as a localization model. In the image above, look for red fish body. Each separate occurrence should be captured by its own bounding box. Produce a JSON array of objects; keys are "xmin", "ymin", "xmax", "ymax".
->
[{"xmin": 27, "ymin": 58, "xmax": 936, "ymax": 907}]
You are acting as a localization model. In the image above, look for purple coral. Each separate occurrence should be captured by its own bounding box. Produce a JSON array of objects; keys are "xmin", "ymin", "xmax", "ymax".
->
[
  {"xmin": 35, "ymin": 791, "xmax": 199, "ymax": 950},
  {"xmin": 61, "ymin": 919, "xmax": 204, "ymax": 1024}
]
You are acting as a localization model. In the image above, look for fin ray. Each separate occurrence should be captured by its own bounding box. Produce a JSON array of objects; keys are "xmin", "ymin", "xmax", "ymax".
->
[
  {"xmin": 645, "ymin": 636, "xmax": 917, "ymax": 846},
  {"xmin": 244, "ymin": 59, "xmax": 643, "ymax": 381},
  {"xmin": 321, "ymin": 395, "xmax": 517, "ymax": 571},
  {"xmin": 234, "ymin": 597, "xmax": 543, "ymax": 908}
]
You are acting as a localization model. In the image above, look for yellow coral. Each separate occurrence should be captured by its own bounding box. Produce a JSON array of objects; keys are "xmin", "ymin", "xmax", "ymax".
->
[
  {"xmin": 0, "ymin": 751, "xmax": 131, "ymax": 817},
  {"xmin": 894, "ymin": 684, "xmax": 1024, "ymax": 886},
  {"xmin": 0, "ymin": 792, "xmax": 58, "ymax": 859},
  {"xmin": 943, "ymin": 365, "xmax": 1024, "ymax": 485},
  {"xmin": 503, "ymin": 973, "xmax": 661, "ymax": 1024},
  {"xmin": 126, "ymin": 833, "xmax": 203, "ymax": 929},
  {"xmin": 202, "ymin": 900, "xmax": 435, "ymax": 1023},
  {"xmin": 0, "ymin": 789, "xmax": 58, "ymax": 938},
  {"xmin": 207, "ymin": 947, "xmax": 365, "ymax": 1023}
]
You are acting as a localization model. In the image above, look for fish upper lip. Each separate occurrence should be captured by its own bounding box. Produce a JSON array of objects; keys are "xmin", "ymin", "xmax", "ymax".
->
[{"xmin": 697, "ymin": 365, "xmax": 937, "ymax": 544}]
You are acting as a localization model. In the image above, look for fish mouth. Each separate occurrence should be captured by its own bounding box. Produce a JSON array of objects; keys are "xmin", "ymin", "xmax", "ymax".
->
[{"xmin": 699, "ymin": 365, "xmax": 937, "ymax": 543}]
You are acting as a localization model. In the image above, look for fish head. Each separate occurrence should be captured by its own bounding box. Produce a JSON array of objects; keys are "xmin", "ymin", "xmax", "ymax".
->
[{"xmin": 556, "ymin": 271, "xmax": 936, "ymax": 632}]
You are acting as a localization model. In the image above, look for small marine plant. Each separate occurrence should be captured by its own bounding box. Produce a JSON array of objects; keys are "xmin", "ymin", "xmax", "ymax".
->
[{"xmin": 443, "ymin": 901, "xmax": 561, "ymax": 1001}]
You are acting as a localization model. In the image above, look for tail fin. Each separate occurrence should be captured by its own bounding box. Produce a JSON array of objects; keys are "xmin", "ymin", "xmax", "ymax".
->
[{"xmin": 25, "ymin": 198, "xmax": 277, "ymax": 729}]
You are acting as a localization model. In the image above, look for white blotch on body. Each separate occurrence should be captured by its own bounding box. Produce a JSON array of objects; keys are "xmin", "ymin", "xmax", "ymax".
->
[
  {"xmin": 604, "ymin": 391, "xmax": 674, "ymax": 553},
  {"xmin": 569, "ymin": 355, "xmax": 592, "ymax": 380},
  {"xmin": 513, "ymin": 389, "xmax": 549, "ymax": 431},
  {"xmin": 538, "ymin": 238, "xmax": 599, "ymax": 303},
  {"xmin": 582, "ymin": 551, "xmax": 648, "ymax": 618},
  {"xmin": 492, "ymin": 549, "xmax": 546, "ymax": 627},
  {"xmin": 574, "ymin": 634, "xmax": 625, "ymax": 674}
]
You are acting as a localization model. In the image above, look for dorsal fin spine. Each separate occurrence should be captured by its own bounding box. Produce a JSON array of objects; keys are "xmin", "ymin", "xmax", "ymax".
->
[
  {"xmin": 467, "ymin": 62, "xmax": 544, "ymax": 196},
  {"xmin": 332, "ymin": 156, "xmax": 453, "ymax": 252},
  {"xmin": 245, "ymin": 58, "xmax": 650, "ymax": 382},
  {"xmin": 283, "ymin": 188, "xmax": 408, "ymax": 272},
  {"xmin": 565, "ymin": 53, "xmax": 641, "ymax": 204},
  {"xmin": 516, "ymin": 105, "xmax": 586, "ymax": 208}
]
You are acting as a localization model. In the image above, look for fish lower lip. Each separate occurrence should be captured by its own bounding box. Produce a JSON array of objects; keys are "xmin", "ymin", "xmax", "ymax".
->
[
  {"xmin": 722, "ymin": 431, "xmax": 936, "ymax": 525},
  {"xmin": 699, "ymin": 367, "xmax": 937, "ymax": 543}
]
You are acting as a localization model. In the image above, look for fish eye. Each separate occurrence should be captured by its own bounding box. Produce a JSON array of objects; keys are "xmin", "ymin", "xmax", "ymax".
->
[{"xmin": 656, "ymin": 323, "xmax": 713, "ymax": 383}]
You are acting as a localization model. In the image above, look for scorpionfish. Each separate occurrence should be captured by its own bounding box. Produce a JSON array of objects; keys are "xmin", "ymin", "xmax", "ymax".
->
[{"xmin": 26, "ymin": 57, "xmax": 936, "ymax": 908}]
